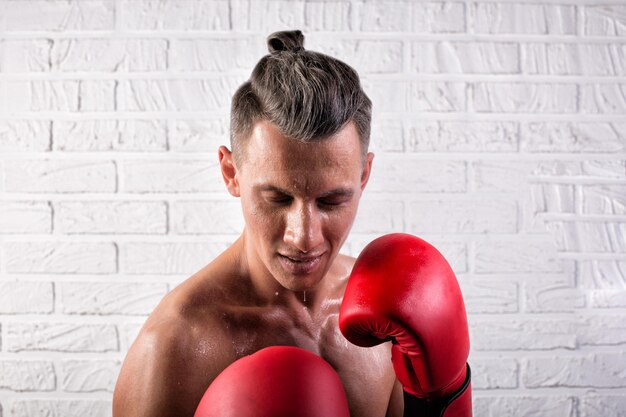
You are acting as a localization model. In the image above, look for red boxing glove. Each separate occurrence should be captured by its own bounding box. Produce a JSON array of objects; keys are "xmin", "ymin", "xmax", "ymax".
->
[
  {"xmin": 339, "ymin": 233, "xmax": 471, "ymax": 417},
  {"xmin": 194, "ymin": 346, "xmax": 350, "ymax": 417}
]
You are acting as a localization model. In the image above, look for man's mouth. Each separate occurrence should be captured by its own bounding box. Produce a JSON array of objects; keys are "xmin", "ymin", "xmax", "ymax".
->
[{"xmin": 277, "ymin": 253, "xmax": 324, "ymax": 274}]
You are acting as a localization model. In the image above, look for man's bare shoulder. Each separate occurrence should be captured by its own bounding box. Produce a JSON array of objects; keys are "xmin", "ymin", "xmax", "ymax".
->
[{"xmin": 113, "ymin": 259, "xmax": 240, "ymax": 417}]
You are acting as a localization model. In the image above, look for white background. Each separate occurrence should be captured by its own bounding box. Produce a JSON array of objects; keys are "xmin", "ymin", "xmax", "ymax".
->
[{"xmin": 0, "ymin": 0, "xmax": 625, "ymax": 416}]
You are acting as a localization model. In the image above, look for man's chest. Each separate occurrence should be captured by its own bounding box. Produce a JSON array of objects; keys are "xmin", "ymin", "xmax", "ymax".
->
[{"xmin": 222, "ymin": 311, "xmax": 396, "ymax": 416}]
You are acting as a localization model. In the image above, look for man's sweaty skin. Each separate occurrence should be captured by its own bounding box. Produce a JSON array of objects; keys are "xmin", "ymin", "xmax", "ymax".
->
[{"xmin": 113, "ymin": 121, "xmax": 404, "ymax": 417}]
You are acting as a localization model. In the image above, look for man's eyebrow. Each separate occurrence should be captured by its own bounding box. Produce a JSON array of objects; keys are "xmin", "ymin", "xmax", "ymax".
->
[
  {"xmin": 256, "ymin": 185, "xmax": 291, "ymax": 194},
  {"xmin": 255, "ymin": 185, "xmax": 354, "ymax": 198},
  {"xmin": 318, "ymin": 188, "xmax": 354, "ymax": 198}
]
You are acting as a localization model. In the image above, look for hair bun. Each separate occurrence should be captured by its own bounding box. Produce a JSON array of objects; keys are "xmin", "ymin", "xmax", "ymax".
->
[{"xmin": 267, "ymin": 30, "xmax": 305, "ymax": 54}]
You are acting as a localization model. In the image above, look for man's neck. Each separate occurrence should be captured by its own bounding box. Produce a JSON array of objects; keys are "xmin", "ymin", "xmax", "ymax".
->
[{"xmin": 234, "ymin": 232, "xmax": 327, "ymax": 313}]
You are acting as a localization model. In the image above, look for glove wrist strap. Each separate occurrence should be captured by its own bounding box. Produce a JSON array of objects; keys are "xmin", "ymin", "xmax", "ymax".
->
[{"xmin": 402, "ymin": 363, "xmax": 472, "ymax": 417}]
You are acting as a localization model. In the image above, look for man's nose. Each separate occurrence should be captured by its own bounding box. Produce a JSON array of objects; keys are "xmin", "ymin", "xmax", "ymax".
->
[{"xmin": 284, "ymin": 203, "xmax": 324, "ymax": 253}]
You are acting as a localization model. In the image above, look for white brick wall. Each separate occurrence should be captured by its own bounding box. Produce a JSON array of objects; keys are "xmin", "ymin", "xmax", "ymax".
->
[{"xmin": 0, "ymin": 1, "xmax": 624, "ymax": 416}]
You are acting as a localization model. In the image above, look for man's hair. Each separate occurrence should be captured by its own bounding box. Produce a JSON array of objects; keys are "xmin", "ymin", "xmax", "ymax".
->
[{"xmin": 230, "ymin": 30, "xmax": 372, "ymax": 164}]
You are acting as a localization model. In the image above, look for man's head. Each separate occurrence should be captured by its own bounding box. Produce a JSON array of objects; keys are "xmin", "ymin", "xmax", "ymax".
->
[
  {"xmin": 229, "ymin": 30, "xmax": 372, "ymax": 165},
  {"xmin": 219, "ymin": 30, "xmax": 374, "ymax": 293}
]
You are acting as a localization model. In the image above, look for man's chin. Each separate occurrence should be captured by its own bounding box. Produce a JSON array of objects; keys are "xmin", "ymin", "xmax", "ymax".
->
[{"xmin": 272, "ymin": 261, "xmax": 329, "ymax": 292}]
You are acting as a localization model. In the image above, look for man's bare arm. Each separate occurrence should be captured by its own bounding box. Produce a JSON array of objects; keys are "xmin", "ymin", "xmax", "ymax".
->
[
  {"xmin": 385, "ymin": 378, "xmax": 404, "ymax": 417},
  {"xmin": 113, "ymin": 316, "xmax": 231, "ymax": 417}
]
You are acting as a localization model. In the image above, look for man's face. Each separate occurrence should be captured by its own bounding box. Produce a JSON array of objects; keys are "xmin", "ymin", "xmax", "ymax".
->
[{"xmin": 224, "ymin": 120, "xmax": 373, "ymax": 293}]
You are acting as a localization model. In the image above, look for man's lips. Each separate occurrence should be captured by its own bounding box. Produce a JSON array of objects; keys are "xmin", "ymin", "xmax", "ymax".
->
[
  {"xmin": 277, "ymin": 252, "xmax": 325, "ymax": 274},
  {"xmin": 278, "ymin": 253, "xmax": 324, "ymax": 262}
]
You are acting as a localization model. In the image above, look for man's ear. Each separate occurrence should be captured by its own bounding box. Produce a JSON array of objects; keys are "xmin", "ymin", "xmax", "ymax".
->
[
  {"xmin": 218, "ymin": 146, "xmax": 240, "ymax": 197},
  {"xmin": 360, "ymin": 152, "xmax": 375, "ymax": 191}
]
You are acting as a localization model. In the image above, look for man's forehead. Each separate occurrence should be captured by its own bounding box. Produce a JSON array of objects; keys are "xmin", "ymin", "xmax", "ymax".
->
[{"xmin": 245, "ymin": 120, "xmax": 361, "ymax": 163}]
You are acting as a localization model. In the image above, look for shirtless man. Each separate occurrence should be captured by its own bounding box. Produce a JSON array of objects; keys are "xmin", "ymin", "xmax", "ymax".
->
[{"xmin": 113, "ymin": 30, "xmax": 471, "ymax": 417}]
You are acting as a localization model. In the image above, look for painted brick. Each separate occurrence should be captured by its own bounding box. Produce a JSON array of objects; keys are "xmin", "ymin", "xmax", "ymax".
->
[
  {"xmin": 473, "ymin": 160, "xmax": 537, "ymax": 193},
  {"xmin": 367, "ymin": 158, "xmax": 466, "ymax": 193},
  {"xmin": 0, "ymin": 282, "xmax": 54, "ymax": 314},
  {"xmin": 531, "ymin": 160, "xmax": 626, "ymax": 180},
  {"xmin": 119, "ymin": 78, "xmax": 244, "ymax": 112},
  {"xmin": 583, "ymin": 185, "xmax": 626, "ymax": 215},
  {"xmin": 5, "ymin": 242, "xmax": 117, "ymax": 274},
  {"xmin": 408, "ymin": 121, "xmax": 518, "ymax": 152},
  {"xmin": 411, "ymin": 82, "xmax": 466, "ymax": 112},
  {"xmin": 314, "ymin": 40, "xmax": 403, "ymax": 74},
  {"xmin": 413, "ymin": 2, "xmax": 466, "ymax": 33},
  {"xmin": 529, "ymin": 183, "xmax": 576, "ymax": 215},
  {"xmin": 369, "ymin": 118, "xmax": 403, "ymax": 152},
  {"xmin": 119, "ymin": 323, "xmax": 143, "ymax": 352},
  {"xmin": 54, "ymin": 201, "xmax": 167, "ymax": 234},
  {"xmin": 590, "ymin": 290, "xmax": 626, "ymax": 308},
  {"xmin": 9, "ymin": 400, "xmax": 111, "ymax": 417},
  {"xmin": 544, "ymin": 220, "xmax": 626, "ymax": 253},
  {"xmin": 407, "ymin": 198, "xmax": 517, "ymax": 234},
  {"xmin": 0, "ymin": 360, "xmax": 55, "ymax": 391},
  {"xmin": 6, "ymin": 323, "xmax": 118, "ymax": 352},
  {"xmin": 1, "ymin": 0, "xmax": 115, "ymax": 31},
  {"xmin": 460, "ymin": 279, "xmax": 518, "ymax": 314},
  {"xmin": 53, "ymin": 120, "xmax": 167, "ymax": 151},
  {"xmin": 304, "ymin": 1, "xmax": 352, "ymax": 31},
  {"xmin": 520, "ymin": 188, "xmax": 553, "ymax": 234},
  {"xmin": 58, "ymin": 282, "xmax": 166, "ymax": 315},
  {"xmin": 79, "ymin": 80, "xmax": 116, "ymax": 111},
  {"xmin": 473, "ymin": 396, "xmax": 576, "ymax": 417},
  {"xmin": 0, "ymin": 202, "xmax": 52, "ymax": 233},
  {"xmin": 116, "ymin": 80, "xmax": 170, "ymax": 112},
  {"xmin": 122, "ymin": 0, "xmax": 231, "ymax": 30},
  {"xmin": 363, "ymin": 81, "xmax": 408, "ymax": 113},
  {"xmin": 476, "ymin": 240, "xmax": 562, "ymax": 273},
  {"xmin": 578, "ymin": 260, "xmax": 626, "ymax": 289},
  {"xmin": 412, "ymin": 42, "xmax": 519, "ymax": 74},
  {"xmin": 4, "ymin": 160, "xmax": 116, "ymax": 193},
  {"xmin": 581, "ymin": 84, "xmax": 626, "ymax": 114},
  {"xmin": 470, "ymin": 318, "xmax": 576, "ymax": 351},
  {"xmin": 351, "ymin": 200, "xmax": 404, "ymax": 234},
  {"xmin": 585, "ymin": 5, "xmax": 626, "ymax": 36},
  {"xmin": 0, "ymin": 39, "xmax": 51, "ymax": 72},
  {"xmin": 170, "ymin": 119, "xmax": 229, "ymax": 152},
  {"xmin": 524, "ymin": 353, "xmax": 626, "ymax": 388},
  {"xmin": 474, "ymin": 83, "xmax": 578, "ymax": 113},
  {"xmin": 474, "ymin": 3, "xmax": 576, "ymax": 34},
  {"xmin": 170, "ymin": 200, "xmax": 244, "ymax": 234},
  {"xmin": 52, "ymin": 39, "xmax": 167, "ymax": 72},
  {"xmin": 578, "ymin": 315, "xmax": 626, "ymax": 346},
  {"xmin": 581, "ymin": 395, "xmax": 626, "ymax": 417},
  {"xmin": 6, "ymin": 81, "xmax": 79, "ymax": 112},
  {"xmin": 471, "ymin": 357, "xmax": 518, "ymax": 389},
  {"xmin": 121, "ymin": 160, "xmax": 223, "ymax": 193},
  {"xmin": 119, "ymin": 242, "xmax": 230, "ymax": 274},
  {"xmin": 522, "ymin": 122, "xmax": 626, "ymax": 153},
  {"xmin": 60, "ymin": 360, "xmax": 121, "ymax": 392},
  {"xmin": 524, "ymin": 274, "xmax": 584, "ymax": 313},
  {"xmin": 523, "ymin": 43, "xmax": 626, "ymax": 76},
  {"xmin": 0, "ymin": 120, "xmax": 51, "ymax": 151},
  {"xmin": 354, "ymin": 1, "xmax": 411, "ymax": 32},
  {"xmin": 247, "ymin": 1, "xmax": 305, "ymax": 32},
  {"xmin": 169, "ymin": 39, "xmax": 257, "ymax": 72}
]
